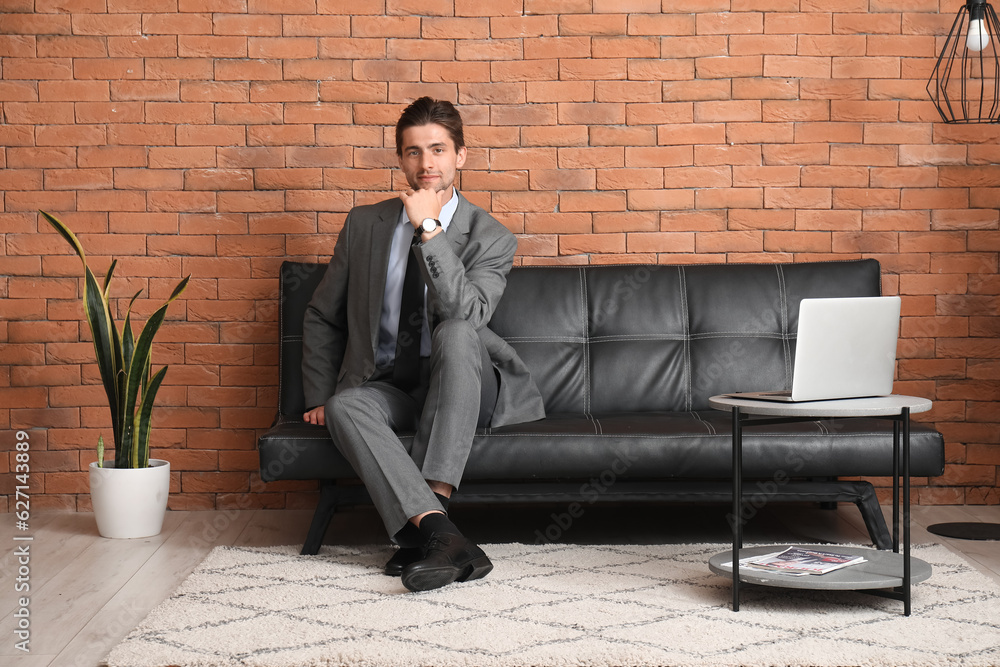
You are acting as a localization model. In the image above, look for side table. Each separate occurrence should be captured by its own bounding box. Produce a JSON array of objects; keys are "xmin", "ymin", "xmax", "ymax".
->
[{"xmin": 708, "ymin": 394, "xmax": 932, "ymax": 616}]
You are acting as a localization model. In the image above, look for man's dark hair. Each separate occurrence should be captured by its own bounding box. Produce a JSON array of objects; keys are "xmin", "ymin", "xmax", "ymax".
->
[{"xmin": 395, "ymin": 97, "xmax": 465, "ymax": 156}]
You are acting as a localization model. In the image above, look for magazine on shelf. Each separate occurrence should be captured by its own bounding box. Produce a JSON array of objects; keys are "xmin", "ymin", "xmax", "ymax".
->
[{"xmin": 742, "ymin": 546, "xmax": 867, "ymax": 575}]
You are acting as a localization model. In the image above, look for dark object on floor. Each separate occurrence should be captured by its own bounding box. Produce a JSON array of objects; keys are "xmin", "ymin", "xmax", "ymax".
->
[
  {"xmin": 927, "ymin": 522, "xmax": 1000, "ymax": 541},
  {"xmin": 400, "ymin": 532, "xmax": 493, "ymax": 592}
]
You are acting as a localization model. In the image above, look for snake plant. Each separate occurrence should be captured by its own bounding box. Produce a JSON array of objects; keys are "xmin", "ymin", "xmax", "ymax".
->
[{"xmin": 41, "ymin": 211, "xmax": 189, "ymax": 469}]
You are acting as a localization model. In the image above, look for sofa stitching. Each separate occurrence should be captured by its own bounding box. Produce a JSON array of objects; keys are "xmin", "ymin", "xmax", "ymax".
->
[
  {"xmin": 690, "ymin": 411, "xmax": 716, "ymax": 435},
  {"xmin": 411, "ymin": 431, "xmax": 896, "ymax": 439},
  {"xmin": 502, "ymin": 336, "xmax": 588, "ymax": 342},
  {"xmin": 688, "ymin": 332, "xmax": 787, "ymax": 338},
  {"xmin": 580, "ymin": 267, "xmax": 591, "ymax": 416},
  {"xmin": 503, "ymin": 333, "xmax": 790, "ymax": 343},
  {"xmin": 501, "ymin": 258, "xmax": 873, "ymax": 271},
  {"xmin": 278, "ymin": 266, "xmax": 286, "ymax": 415},
  {"xmin": 588, "ymin": 333, "xmax": 787, "ymax": 341},
  {"xmin": 776, "ymin": 264, "xmax": 792, "ymax": 387},
  {"xmin": 679, "ymin": 266, "xmax": 692, "ymax": 412},
  {"xmin": 261, "ymin": 429, "xmax": 916, "ymax": 440}
]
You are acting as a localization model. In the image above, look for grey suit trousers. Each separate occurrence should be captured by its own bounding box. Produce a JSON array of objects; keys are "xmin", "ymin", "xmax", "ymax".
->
[{"xmin": 324, "ymin": 319, "xmax": 498, "ymax": 541}]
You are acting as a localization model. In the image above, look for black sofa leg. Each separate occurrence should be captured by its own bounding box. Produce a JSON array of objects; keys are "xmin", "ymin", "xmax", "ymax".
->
[
  {"xmin": 301, "ymin": 481, "xmax": 339, "ymax": 555},
  {"xmin": 855, "ymin": 484, "xmax": 893, "ymax": 550}
]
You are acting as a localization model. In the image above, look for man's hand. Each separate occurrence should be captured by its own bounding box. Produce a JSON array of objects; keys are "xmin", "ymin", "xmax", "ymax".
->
[
  {"xmin": 304, "ymin": 406, "xmax": 325, "ymax": 426},
  {"xmin": 399, "ymin": 187, "xmax": 447, "ymax": 232}
]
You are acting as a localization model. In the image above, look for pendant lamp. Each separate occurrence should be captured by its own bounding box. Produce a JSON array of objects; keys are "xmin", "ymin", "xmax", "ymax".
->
[{"xmin": 927, "ymin": 0, "xmax": 1000, "ymax": 123}]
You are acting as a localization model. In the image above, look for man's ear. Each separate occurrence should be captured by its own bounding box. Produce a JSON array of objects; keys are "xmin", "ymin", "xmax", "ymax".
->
[{"xmin": 456, "ymin": 145, "xmax": 467, "ymax": 169}]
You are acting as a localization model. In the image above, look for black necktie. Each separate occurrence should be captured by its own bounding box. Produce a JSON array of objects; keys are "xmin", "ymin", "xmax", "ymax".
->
[{"xmin": 392, "ymin": 233, "xmax": 424, "ymax": 390}]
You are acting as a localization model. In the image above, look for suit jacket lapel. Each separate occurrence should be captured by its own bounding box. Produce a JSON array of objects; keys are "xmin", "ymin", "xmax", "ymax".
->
[
  {"xmin": 367, "ymin": 199, "xmax": 402, "ymax": 350},
  {"xmin": 446, "ymin": 193, "xmax": 472, "ymax": 256}
]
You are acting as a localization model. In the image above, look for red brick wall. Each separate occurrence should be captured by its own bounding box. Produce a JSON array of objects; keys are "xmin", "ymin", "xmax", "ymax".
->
[{"xmin": 2, "ymin": 1, "xmax": 998, "ymax": 513}]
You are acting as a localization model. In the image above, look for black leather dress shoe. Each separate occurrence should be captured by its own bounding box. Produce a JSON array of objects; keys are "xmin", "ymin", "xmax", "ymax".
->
[
  {"xmin": 400, "ymin": 532, "xmax": 493, "ymax": 592},
  {"xmin": 384, "ymin": 547, "xmax": 422, "ymax": 576}
]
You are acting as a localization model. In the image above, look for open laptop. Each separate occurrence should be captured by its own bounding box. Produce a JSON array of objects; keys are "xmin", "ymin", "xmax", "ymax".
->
[{"xmin": 726, "ymin": 296, "xmax": 901, "ymax": 402}]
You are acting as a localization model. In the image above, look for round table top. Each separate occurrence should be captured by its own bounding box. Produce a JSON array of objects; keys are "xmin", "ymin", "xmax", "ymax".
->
[
  {"xmin": 708, "ymin": 394, "xmax": 932, "ymax": 418},
  {"xmin": 709, "ymin": 545, "xmax": 933, "ymax": 591}
]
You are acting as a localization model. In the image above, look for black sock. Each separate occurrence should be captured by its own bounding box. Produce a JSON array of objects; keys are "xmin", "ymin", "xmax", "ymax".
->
[
  {"xmin": 418, "ymin": 511, "xmax": 462, "ymax": 539},
  {"xmin": 394, "ymin": 521, "xmax": 424, "ymax": 549},
  {"xmin": 434, "ymin": 492, "xmax": 450, "ymax": 513}
]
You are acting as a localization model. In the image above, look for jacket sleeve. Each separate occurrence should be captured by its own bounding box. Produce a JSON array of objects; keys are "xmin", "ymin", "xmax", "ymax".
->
[
  {"xmin": 301, "ymin": 216, "xmax": 352, "ymax": 410},
  {"xmin": 413, "ymin": 222, "xmax": 516, "ymax": 331}
]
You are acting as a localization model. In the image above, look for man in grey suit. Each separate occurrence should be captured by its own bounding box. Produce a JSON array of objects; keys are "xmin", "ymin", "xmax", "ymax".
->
[{"xmin": 301, "ymin": 97, "xmax": 545, "ymax": 592}]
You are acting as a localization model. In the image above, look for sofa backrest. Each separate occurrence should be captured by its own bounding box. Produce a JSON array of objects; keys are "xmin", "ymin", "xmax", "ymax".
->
[
  {"xmin": 489, "ymin": 259, "xmax": 882, "ymax": 414},
  {"xmin": 277, "ymin": 259, "xmax": 882, "ymax": 417},
  {"xmin": 278, "ymin": 261, "xmax": 329, "ymax": 418}
]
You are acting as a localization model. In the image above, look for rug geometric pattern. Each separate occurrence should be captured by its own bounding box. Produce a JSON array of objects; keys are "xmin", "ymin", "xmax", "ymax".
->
[{"xmin": 105, "ymin": 543, "xmax": 1000, "ymax": 667}]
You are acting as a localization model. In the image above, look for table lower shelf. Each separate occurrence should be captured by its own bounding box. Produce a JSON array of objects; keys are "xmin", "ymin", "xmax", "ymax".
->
[{"xmin": 709, "ymin": 545, "xmax": 932, "ymax": 591}]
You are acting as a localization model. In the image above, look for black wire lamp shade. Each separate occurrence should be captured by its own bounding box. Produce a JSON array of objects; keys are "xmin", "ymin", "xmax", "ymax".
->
[{"xmin": 927, "ymin": 0, "xmax": 1000, "ymax": 123}]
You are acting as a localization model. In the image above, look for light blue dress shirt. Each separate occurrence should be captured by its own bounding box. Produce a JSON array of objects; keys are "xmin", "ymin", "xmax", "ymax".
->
[{"xmin": 374, "ymin": 189, "xmax": 459, "ymax": 370}]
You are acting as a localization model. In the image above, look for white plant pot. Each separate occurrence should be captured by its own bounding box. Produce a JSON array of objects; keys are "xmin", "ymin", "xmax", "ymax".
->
[{"xmin": 89, "ymin": 459, "xmax": 170, "ymax": 539}]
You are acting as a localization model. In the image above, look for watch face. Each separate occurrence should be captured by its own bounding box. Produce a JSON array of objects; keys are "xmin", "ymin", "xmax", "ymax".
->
[{"xmin": 421, "ymin": 218, "xmax": 437, "ymax": 232}]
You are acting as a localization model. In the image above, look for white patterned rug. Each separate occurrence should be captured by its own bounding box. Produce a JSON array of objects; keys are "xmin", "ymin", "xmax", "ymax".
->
[{"xmin": 105, "ymin": 543, "xmax": 1000, "ymax": 667}]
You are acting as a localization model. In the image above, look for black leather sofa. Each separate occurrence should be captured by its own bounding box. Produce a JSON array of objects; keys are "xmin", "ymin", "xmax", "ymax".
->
[{"xmin": 259, "ymin": 258, "xmax": 944, "ymax": 555}]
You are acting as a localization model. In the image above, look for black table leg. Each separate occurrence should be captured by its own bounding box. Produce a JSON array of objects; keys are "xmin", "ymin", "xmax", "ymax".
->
[
  {"xmin": 893, "ymin": 418, "xmax": 900, "ymax": 553},
  {"xmin": 903, "ymin": 407, "xmax": 911, "ymax": 617},
  {"xmin": 732, "ymin": 406, "xmax": 742, "ymax": 612}
]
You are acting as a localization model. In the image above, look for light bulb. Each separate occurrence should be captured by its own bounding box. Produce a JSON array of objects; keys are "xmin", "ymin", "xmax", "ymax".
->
[{"xmin": 968, "ymin": 17, "xmax": 991, "ymax": 51}]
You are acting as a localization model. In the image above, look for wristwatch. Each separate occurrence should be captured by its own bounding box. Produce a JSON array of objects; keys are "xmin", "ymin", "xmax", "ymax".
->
[{"xmin": 420, "ymin": 218, "xmax": 439, "ymax": 234}]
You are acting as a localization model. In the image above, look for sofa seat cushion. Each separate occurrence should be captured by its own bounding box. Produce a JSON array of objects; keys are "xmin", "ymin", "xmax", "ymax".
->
[
  {"xmin": 259, "ymin": 412, "xmax": 943, "ymax": 484},
  {"xmin": 473, "ymin": 412, "xmax": 943, "ymax": 480}
]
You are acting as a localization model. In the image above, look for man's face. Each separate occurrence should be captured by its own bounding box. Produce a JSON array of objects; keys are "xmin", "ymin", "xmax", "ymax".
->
[{"xmin": 398, "ymin": 123, "xmax": 467, "ymax": 194}]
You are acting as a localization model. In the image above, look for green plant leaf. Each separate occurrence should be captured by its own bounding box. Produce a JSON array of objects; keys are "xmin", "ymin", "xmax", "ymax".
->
[
  {"xmin": 103, "ymin": 259, "xmax": 117, "ymax": 296},
  {"xmin": 108, "ymin": 293, "xmax": 126, "ymax": 457},
  {"xmin": 117, "ymin": 290, "xmax": 142, "ymax": 452},
  {"xmin": 97, "ymin": 435, "xmax": 104, "ymax": 468},
  {"xmin": 41, "ymin": 211, "xmax": 190, "ymax": 470},
  {"xmin": 122, "ymin": 289, "xmax": 142, "ymax": 380},
  {"xmin": 132, "ymin": 366, "xmax": 168, "ymax": 469},
  {"xmin": 40, "ymin": 210, "xmax": 86, "ymax": 262},
  {"xmin": 40, "ymin": 211, "xmax": 123, "ymax": 455},
  {"xmin": 120, "ymin": 276, "xmax": 188, "ymax": 467}
]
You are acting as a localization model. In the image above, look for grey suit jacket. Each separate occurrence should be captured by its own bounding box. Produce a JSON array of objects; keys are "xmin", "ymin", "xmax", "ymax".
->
[{"xmin": 302, "ymin": 193, "xmax": 546, "ymax": 428}]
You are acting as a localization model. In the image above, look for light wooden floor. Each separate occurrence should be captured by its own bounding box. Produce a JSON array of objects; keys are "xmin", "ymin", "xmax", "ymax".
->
[{"xmin": 2, "ymin": 503, "xmax": 998, "ymax": 667}]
